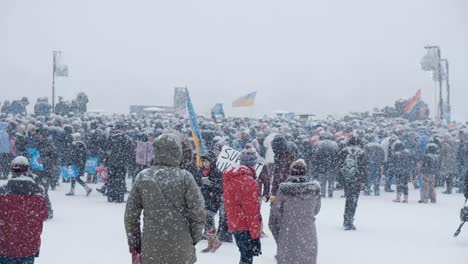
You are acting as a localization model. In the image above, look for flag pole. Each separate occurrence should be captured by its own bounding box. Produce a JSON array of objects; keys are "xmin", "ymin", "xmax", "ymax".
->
[{"xmin": 52, "ymin": 51, "xmax": 56, "ymax": 113}]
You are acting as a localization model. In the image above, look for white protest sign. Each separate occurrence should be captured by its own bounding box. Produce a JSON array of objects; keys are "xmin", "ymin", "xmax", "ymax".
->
[{"xmin": 216, "ymin": 146, "xmax": 264, "ymax": 177}]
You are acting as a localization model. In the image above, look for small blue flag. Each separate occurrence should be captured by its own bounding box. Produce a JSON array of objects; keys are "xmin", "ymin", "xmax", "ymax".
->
[
  {"xmin": 61, "ymin": 165, "xmax": 80, "ymax": 179},
  {"xmin": 85, "ymin": 157, "xmax": 99, "ymax": 174},
  {"xmin": 26, "ymin": 148, "xmax": 45, "ymax": 172}
]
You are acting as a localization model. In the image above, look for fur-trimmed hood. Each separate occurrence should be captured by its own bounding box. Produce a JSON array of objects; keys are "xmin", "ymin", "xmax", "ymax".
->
[{"xmin": 279, "ymin": 176, "xmax": 320, "ymax": 196}]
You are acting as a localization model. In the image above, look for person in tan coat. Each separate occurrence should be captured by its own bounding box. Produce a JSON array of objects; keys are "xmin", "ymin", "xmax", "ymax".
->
[
  {"xmin": 124, "ymin": 134, "xmax": 206, "ymax": 264},
  {"xmin": 269, "ymin": 159, "xmax": 321, "ymax": 264}
]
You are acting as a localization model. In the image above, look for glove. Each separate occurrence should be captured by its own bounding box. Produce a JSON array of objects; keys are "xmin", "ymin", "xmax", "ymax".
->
[
  {"xmin": 251, "ymin": 238, "xmax": 262, "ymax": 256},
  {"xmin": 270, "ymin": 196, "xmax": 276, "ymax": 205},
  {"xmin": 202, "ymin": 177, "xmax": 212, "ymax": 186},
  {"xmin": 262, "ymin": 194, "xmax": 270, "ymax": 203},
  {"xmin": 130, "ymin": 248, "xmax": 141, "ymax": 264}
]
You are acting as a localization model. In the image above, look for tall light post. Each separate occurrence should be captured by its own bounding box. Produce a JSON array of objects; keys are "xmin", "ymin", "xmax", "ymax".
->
[
  {"xmin": 441, "ymin": 58, "xmax": 450, "ymax": 122},
  {"xmin": 421, "ymin": 45, "xmax": 443, "ymax": 122},
  {"xmin": 52, "ymin": 51, "xmax": 58, "ymax": 113},
  {"xmin": 51, "ymin": 51, "xmax": 68, "ymax": 113}
]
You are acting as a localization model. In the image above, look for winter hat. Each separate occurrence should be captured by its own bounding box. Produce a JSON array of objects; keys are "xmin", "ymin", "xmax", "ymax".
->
[
  {"xmin": 239, "ymin": 146, "xmax": 258, "ymax": 167},
  {"xmin": 10, "ymin": 156, "xmax": 30, "ymax": 173},
  {"xmin": 201, "ymin": 151, "xmax": 216, "ymax": 164},
  {"xmin": 290, "ymin": 159, "xmax": 307, "ymax": 176}
]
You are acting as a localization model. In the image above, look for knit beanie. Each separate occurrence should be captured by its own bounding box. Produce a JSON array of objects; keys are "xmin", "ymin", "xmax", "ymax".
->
[
  {"xmin": 239, "ymin": 146, "xmax": 258, "ymax": 167},
  {"xmin": 290, "ymin": 159, "xmax": 307, "ymax": 176}
]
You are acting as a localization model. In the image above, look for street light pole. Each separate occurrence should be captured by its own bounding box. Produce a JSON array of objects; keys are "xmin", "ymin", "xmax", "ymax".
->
[
  {"xmin": 424, "ymin": 45, "xmax": 443, "ymax": 122},
  {"xmin": 52, "ymin": 51, "xmax": 57, "ymax": 113},
  {"xmin": 441, "ymin": 59, "xmax": 450, "ymax": 122}
]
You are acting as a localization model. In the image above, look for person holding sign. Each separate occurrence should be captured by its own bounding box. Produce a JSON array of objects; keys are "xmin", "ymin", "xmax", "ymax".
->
[
  {"xmin": 200, "ymin": 152, "xmax": 223, "ymax": 253},
  {"xmin": 223, "ymin": 147, "xmax": 262, "ymax": 264}
]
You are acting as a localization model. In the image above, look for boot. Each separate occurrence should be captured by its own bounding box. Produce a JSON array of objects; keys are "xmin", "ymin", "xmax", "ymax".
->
[
  {"xmin": 344, "ymin": 224, "xmax": 357, "ymax": 231},
  {"xmin": 210, "ymin": 235, "xmax": 222, "ymax": 252},
  {"xmin": 402, "ymin": 195, "xmax": 408, "ymax": 203},
  {"xmin": 202, "ymin": 228, "xmax": 222, "ymax": 253},
  {"xmin": 393, "ymin": 192, "xmax": 401, "ymax": 203},
  {"xmin": 85, "ymin": 185, "xmax": 93, "ymax": 197},
  {"xmin": 96, "ymin": 187, "xmax": 107, "ymax": 196},
  {"xmin": 66, "ymin": 187, "xmax": 75, "ymax": 196}
]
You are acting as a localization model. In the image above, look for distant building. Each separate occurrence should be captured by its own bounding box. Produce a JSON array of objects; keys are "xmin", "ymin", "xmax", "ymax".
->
[
  {"xmin": 130, "ymin": 87, "xmax": 188, "ymax": 115},
  {"xmin": 173, "ymin": 87, "xmax": 188, "ymax": 115}
]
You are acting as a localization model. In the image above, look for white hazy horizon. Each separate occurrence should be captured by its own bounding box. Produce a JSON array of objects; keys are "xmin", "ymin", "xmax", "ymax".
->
[{"xmin": 1, "ymin": 0, "xmax": 467, "ymax": 119}]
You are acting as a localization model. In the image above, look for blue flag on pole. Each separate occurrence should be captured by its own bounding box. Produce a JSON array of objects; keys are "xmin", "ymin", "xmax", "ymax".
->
[{"xmin": 185, "ymin": 89, "xmax": 206, "ymax": 167}]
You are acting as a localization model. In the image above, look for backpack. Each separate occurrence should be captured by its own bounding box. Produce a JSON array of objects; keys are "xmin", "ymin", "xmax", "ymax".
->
[{"xmin": 341, "ymin": 147, "xmax": 361, "ymax": 182}]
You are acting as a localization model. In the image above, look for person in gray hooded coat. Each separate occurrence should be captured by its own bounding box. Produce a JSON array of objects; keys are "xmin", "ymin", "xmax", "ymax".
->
[
  {"xmin": 269, "ymin": 159, "xmax": 321, "ymax": 264},
  {"xmin": 124, "ymin": 134, "xmax": 206, "ymax": 264}
]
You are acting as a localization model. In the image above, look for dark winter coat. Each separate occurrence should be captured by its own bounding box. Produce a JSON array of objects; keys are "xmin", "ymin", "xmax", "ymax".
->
[
  {"xmin": 420, "ymin": 153, "xmax": 439, "ymax": 175},
  {"xmin": 390, "ymin": 149, "xmax": 415, "ymax": 181},
  {"xmin": 223, "ymin": 166, "xmax": 262, "ymax": 239},
  {"xmin": 124, "ymin": 134, "xmax": 206, "ymax": 264},
  {"xmin": 464, "ymin": 171, "xmax": 468, "ymax": 199},
  {"xmin": 0, "ymin": 174, "xmax": 48, "ymax": 258},
  {"xmin": 457, "ymin": 141, "xmax": 468, "ymax": 168},
  {"xmin": 271, "ymin": 136, "xmax": 288, "ymax": 157},
  {"xmin": 269, "ymin": 176, "xmax": 321, "ymax": 264},
  {"xmin": 86, "ymin": 129, "xmax": 106, "ymax": 160},
  {"xmin": 312, "ymin": 139, "xmax": 339, "ymax": 174},
  {"xmin": 338, "ymin": 146, "xmax": 368, "ymax": 188},
  {"xmin": 105, "ymin": 132, "xmax": 133, "ymax": 168},
  {"xmin": 0, "ymin": 122, "xmax": 9, "ymax": 154},
  {"xmin": 38, "ymin": 136, "xmax": 58, "ymax": 170},
  {"xmin": 47, "ymin": 126, "xmax": 66, "ymax": 161},
  {"xmin": 71, "ymin": 141, "xmax": 87, "ymax": 175},
  {"xmin": 14, "ymin": 133, "xmax": 28, "ymax": 156},
  {"xmin": 256, "ymin": 165, "xmax": 271, "ymax": 200},
  {"xmin": 272, "ymin": 150, "xmax": 296, "ymax": 196},
  {"xmin": 201, "ymin": 164, "xmax": 223, "ymax": 213},
  {"xmin": 365, "ymin": 142, "xmax": 385, "ymax": 169},
  {"xmin": 62, "ymin": 132, "xmax": 74, "ymax": 166},
  {"xmin": 440, "ymin": 139, "xmax": 458, "ymax": 175}
]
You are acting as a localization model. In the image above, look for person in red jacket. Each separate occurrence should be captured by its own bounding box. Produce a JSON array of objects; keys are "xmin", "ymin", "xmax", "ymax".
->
[
  {"xmin": 0, "ymin": 156, "xmax": 48, "ymax": 264},
  {"xmin": 223, "ymin": 147, "xmax": 262, "ymax": 264}
]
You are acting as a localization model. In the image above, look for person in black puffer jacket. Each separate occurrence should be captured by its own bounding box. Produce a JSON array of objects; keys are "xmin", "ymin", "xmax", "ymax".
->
[
  {"xmin": 420, "ymin": 143, "xmax": 440, "ymax": 203},
  {"xmin": 105, "ymin": 126, "xmax": 133, "ymax": 203},
  {"xmin": 65, "ymin": 140, "xmax": 92, "ymax": 197},
  {"xmin": 390, "ymin": 141, "xmax": 416, "ymax": 203},
  {"xmin": 200, "ymin": 151, "xmax": 224, "ymax": 252},
  {"xmin": 338, "ymin": 136, "xmax": 368, "ymax": 231}
]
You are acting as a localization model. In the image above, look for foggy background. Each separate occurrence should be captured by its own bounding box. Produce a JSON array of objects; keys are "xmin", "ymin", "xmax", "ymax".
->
[{"xmin": 1, "ymin": 0, "xmax": 467, "ymax": 119}]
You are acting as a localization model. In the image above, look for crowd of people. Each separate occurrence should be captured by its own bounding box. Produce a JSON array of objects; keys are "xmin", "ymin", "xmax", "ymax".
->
[{"xmin": 1, "ymin": 107, "xmax": 468, "ymax": 264}]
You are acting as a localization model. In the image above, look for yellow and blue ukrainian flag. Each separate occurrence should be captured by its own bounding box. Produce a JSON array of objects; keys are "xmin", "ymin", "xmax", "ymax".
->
[
  {"xmin": 232, "ymin": 91, "xmax": 257, "ymax": 107},
  {"xmin": 185, "ymin": 90, "xmax": 206, "ymax": 167}
]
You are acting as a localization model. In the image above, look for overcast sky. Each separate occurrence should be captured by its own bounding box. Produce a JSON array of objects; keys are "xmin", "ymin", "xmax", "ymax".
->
[{"xmin": 1, "ymin": 0, "xmax": 467, "ymax": 119}]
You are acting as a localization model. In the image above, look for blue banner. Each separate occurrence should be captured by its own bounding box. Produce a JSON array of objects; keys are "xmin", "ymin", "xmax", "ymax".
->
[
  {"xmin": 61, "ymin": 165, "xmax": 80, "ymax": 179},
  {"xmin": 85, "ymin": 157, "xmax": 99, "ymax": 174},
  {"xmin": 26, "ymin": 148, "xmax": 45, "ymax": 172}
]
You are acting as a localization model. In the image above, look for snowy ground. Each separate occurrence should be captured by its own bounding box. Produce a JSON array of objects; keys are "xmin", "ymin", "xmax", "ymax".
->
[{"xmin": 21, "ymin": 181, "xmax": 468, "ymax": 264}]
